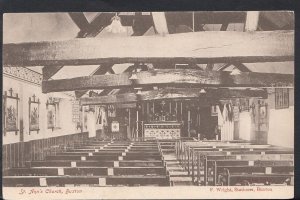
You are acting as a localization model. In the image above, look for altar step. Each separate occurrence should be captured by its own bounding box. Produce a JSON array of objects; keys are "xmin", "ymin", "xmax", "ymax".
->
[{"xmin": 159, "ymin": 141, "xmax": 176, "ymax": 153}]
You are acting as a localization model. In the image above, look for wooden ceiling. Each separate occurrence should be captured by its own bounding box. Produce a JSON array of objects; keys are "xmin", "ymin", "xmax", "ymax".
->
[{"xmin": 3, "ymin": 11, "xmax": 294, "ymax": 104}]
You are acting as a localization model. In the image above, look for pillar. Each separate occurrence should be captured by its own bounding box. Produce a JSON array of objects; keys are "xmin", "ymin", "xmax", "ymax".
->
[
  {"xmin": 127, "ymin": 108, "xmax": 131, "ymax": 140},
  {"xmin": 18, "ymin": 83, "xmax": 24, "ymax": 142},
  {"xmin": 188, "ymin": 110, "xmax": 191, "ymax": 137},
  {"xmin": 18, "ymin": 83, "xmax": 24, "ymax": 167},
  {"xmin": 136, "ymin": 108, "xmax": 139, "ymax": 139}
]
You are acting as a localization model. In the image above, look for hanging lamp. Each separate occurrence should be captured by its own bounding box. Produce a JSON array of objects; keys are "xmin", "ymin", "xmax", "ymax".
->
[{"xmin": 106, "ymin": 13, "xmax": 126, "ymax": 33}]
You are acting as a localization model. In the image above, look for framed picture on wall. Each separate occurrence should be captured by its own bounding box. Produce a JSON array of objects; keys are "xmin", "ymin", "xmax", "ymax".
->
[
  {"xmin": 239, "ymin": 98, "xmax": 250, "ymax": 112},
  {"xmin": 275, "ymin": 88, "xmax": 289, "ymax": 109},
  {"xmin": 108, "ymin": 104, "xmax": 116, "ymax": 118},
  {"xmin": 3, "ymin": 88, "xmax": 19, "ymax": 135},
  {"xmin": 29, "ymin": 95, "xmax": 40, "ymax": 133}
]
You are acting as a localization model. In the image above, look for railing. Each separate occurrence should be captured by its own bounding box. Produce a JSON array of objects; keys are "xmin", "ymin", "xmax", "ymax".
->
[{"xmin": 131, "ymin": 137, "xmax": 157, "ymax": 142}]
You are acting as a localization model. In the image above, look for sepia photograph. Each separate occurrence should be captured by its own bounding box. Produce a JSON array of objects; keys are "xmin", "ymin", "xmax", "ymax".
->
[{"xmin": 2, "ymin": 11, "xmax": 294, "ymax": 199}]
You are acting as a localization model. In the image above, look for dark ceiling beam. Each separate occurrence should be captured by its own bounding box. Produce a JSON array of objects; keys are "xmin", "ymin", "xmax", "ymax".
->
[
  {"xmin": 124, "ymin": 64, "xmax": 137, "ymax": 73},
  {"xmin": 131, "ymin": 12, "xmax": 154, "ymax": 36},
  {"xmin": 139, "ymin": 88, "xmax": 268, "ymax": 101},
  {"xmin": 42, "ymin": 69, "xmax": 294, "ymax": 93},
  {"xmin": 69, "ymin": 12, "xmax": 116, "ymax": 38},
  {"xmin": 69, "ymin": 12, "xmax": 154, "ymax": 36},
  {"xmin": 72, "ymin": 12, "xmax": 246, "ymax": 31},
  {"xmin": 93, "ymin": 64, "xmax": 114, "ymax": 75},
  {"xmin": 231, "ymin": 63, "xmax": 251, "ymax": 72},
  {"xmin": 108, "ymin": 68, "xmax": 115, "ymax": 74},
  {"xmin": 218, "ymin": 62, "xmax": 251, "ymax": 72},
  {"xmin": 99, "ymin": 65, "xmax": 134, "ymax": 96},
  {"xmin": 217, "ymin": 63, "xmax": 232, "ymax": 71},
  {"xmin": 81, "ymin": 93, "xmax": 138, "ymax": 105},
  {"xmin": 75, "ymin": 63, "xmax": 114, "ymax": 98},
  {"xmin": 165, "ymin": 11, "xmax": 246, "ymax": 29},
  {"xmin": 68, "ymin": 13, "xmax": 91, "ymax": 37},
  {"xmin": 80, "ymin": 88, "xmax": 267, "ymax": 105},
  {"xmin": 259, "ymin": 11, "xmax": 294, "ymax": 31},
  {"xmin": 4, "ymin": 31, "xmax": 294, "ymax": 67},
  {"xmin": 220, "ymin": 23, "xmax": 229, "ymax": 31},
  {"xmin": 42, "ymin": 66, "xmax": 64, "ymax": 80},
  {"xmin": 99, "ymin": 63, "xmax": 149, "ymax": 96}
]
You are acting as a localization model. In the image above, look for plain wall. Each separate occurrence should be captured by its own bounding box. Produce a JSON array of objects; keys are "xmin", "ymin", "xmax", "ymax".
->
[
  {"xmin": 268, "ymin": 106, "xmax": 294, "ymax": 148},
  {"xmin": 238, "ymin": 111, "xmax": 252, "ymax": 141}
]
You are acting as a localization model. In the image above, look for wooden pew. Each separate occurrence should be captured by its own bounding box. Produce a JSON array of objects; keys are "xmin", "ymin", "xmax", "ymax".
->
[
  {"xmin": 5, "ymin": 140, "xmax": 169, "ymax": 187},
  {"xmin": 219, "ymin": 172, "xmax": 294, "ymax": 186},
  {"xmin": 123, "ymin": 155, "xmax": 162, "ymax": 161},
  {"xmin": 131, "ymin": 144, "xmax": 158, "ymax": 147},
  {"xmin": 176, "ymin": 140, "xmax": 294, "ymax": 187},
  {"xmin": 175, "ymin": 140, "xmax": 254, "ymax": 162},
  {"xmin": 28, "ymin": 160, "xmax": 114, "ymax": 167},
  {"xmin": 56, "ymin": 152, "xmax": 122, "ymax": 156},
  {"xmin": 179, "ymin": 143, "xmax": 293, "ymax": 172},
  {"xmin": 45, "ymin": 155, "xmax": 119, "ymax": 161},
  {"xmin": 193, "ymin": 152, "xmax": 293, "ymax": 186},
  {"xmin": 28, "ymin": 160, "xmax": 164, "ymax": 168},
  {"xmin": 56, "ymin": 151, "xmax": 161, "ymax": 157},
  {"xmin": 5, "ymin": 166, "xmax": 167, "ymax": 176},
  {"xmin": 3, "ymin": 175, "xmax": 170, "ymax": 187},
  {"xmin": 2, "ymin": 139, "xmax": 171, "ymax": 187},
  {"xmin": 46, "ymin": 153, "xmax": 163, "ymax": 161},
  {"xmin": 67, "ymin": 149, "xmax": 124, "ymax": 152},
  {"xmin": 118, "ymin": 160, "xmax": 164, "ymax": 167}
]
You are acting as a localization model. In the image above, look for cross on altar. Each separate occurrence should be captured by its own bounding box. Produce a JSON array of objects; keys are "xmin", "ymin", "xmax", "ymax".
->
[
  {"xmin": 8, "ymin": 88, "xmax": 13, "ymax": 96},
  {"xmin": 32, "ymin": 94, "xmax": 36, "ymax": 102}
]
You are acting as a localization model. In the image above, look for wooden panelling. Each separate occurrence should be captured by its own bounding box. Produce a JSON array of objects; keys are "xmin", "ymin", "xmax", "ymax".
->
[{"xmin": 2, "ymin": 132, "xmax": 88, "ymax": 172}]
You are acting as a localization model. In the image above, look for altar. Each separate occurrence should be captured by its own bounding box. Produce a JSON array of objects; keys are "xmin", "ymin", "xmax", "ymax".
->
[
  {"xmin": 141, "ymin": 100, "xmax": 183, "ymax": 139},
  {"xmin": 144, "ymin": 122, "xmax": 181, "ymax": 139}
]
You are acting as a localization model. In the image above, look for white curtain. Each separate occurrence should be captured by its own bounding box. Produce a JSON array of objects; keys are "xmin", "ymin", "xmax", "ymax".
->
[
  {"xmin": 218, "ymin": 103, "xmax": 234, "ymax": 141},
  {"xmin": 87, "ymin": 111, "xmax": 96, "ymax": 138},
  {"xmin": 95, "ymin": 106, "xmax": 108, "ymax": 130}
]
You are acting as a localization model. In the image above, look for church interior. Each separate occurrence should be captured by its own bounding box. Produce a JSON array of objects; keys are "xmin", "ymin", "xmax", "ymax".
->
[{"xmin": 2, "ymin": 11, "xmax": 294, "ymax": 187}]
